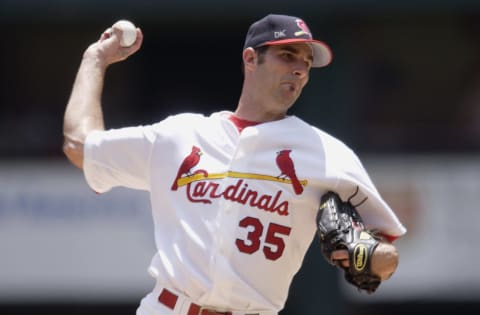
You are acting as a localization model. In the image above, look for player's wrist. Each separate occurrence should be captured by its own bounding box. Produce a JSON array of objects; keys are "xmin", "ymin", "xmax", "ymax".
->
[
  {"xmin": 371, "ymin": 242, "xmax": 399, "ymax": 281},
  {"xmin": 82, "ymin": 45, "xmax": 112, "ymax": 70}
]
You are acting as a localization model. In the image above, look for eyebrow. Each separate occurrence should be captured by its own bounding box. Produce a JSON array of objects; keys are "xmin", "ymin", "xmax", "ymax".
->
[{"xmin": 279, "ymin": 45, "xmax": 314, "ymax": 63}]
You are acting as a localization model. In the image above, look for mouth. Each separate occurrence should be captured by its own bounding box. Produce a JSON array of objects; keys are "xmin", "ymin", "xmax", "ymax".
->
[{"xmin": 282, "ymin": 81, "xmax": 299, "ymax": 92}]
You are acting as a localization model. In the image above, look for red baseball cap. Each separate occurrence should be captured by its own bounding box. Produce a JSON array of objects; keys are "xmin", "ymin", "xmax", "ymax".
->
[{"xmin": 243, "ymin": 14, "xmax": 333, "ymax": 68}]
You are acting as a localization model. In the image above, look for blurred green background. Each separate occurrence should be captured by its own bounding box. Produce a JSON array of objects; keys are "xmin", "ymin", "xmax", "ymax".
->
[{"xmin": 1, "ymin": 1, "xmax": 480, "ymax": 314}]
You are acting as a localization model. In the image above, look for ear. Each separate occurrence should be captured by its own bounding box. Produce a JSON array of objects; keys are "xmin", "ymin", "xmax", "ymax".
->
[{"xmin": 243, "ymin": 47, "xmax": 257, "ymax": 71}]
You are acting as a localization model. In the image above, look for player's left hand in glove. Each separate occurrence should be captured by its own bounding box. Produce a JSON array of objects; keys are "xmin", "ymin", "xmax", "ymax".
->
[{"xmin": 316, "ymin": 190, "xmax": 382, "ymax": 294}]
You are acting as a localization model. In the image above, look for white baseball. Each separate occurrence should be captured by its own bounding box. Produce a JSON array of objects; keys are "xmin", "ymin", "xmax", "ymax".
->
[{"xmin": 112, "ymin": 20, "xmax": 137, "ymax": 47}]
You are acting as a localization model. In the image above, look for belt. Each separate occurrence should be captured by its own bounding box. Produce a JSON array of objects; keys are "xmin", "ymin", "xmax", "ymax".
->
[{"xmin": 158, "ymin": 288, "xmax": 233, "ymax": 315}]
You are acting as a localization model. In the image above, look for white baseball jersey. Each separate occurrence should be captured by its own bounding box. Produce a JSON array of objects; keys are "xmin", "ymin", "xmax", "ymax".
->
[{"xmin": 83, "ymin": 110, "xmax": 406, "ymax": 313}]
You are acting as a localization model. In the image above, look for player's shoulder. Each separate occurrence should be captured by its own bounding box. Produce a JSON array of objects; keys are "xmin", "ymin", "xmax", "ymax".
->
[
  {"xmin": 293, "ymin": 117, "xmax": 356, "ymax": 155},
  {"xmin": 151, "ymin": 112, "xmax": 212, "ymax": 130},
  {"xmin": 162, "ymin": 112, "xmax": 209, "ymax": 124},
  {"xmin": 295, "ymin": 119, "xmax": 368, "ymax": 177}
]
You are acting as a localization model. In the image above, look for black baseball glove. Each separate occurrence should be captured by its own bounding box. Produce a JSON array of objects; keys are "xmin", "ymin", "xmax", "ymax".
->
[{"xmin": 316, "ymin": 190, "xmax": 381, "ymax": 294}]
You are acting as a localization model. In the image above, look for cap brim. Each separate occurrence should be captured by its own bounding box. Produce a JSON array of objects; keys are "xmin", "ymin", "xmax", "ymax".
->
[{"xmin": 263, "ymin": 38, "xmax": 333, "ymax": 68}]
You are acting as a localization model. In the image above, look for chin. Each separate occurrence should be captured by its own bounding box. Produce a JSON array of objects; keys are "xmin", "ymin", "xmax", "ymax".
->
[{"xmin": 285, "ymin": 95, "xmax": 300, "ymax": 107}]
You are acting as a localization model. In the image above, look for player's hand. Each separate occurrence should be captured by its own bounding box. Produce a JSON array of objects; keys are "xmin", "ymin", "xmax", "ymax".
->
[
  {"xmin": 370, "ymin": 242, "xmax": 399, "ymax": 281},
  {"xmin": 331, "ymin": 243, "xmax": 399, "ymax": 281},
  {"xmin": 82, "ymin": 25, "xmax": 143, "ymax": 68},
  {"xmin": 331, "ymin": 249, "xmax": 349, "ymax": 268}
]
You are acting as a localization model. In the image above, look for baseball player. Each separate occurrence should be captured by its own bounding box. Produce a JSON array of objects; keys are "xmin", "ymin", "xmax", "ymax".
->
[{"xmin": 63, "ymin": 14, "xmax": 406, "ymax": 315}]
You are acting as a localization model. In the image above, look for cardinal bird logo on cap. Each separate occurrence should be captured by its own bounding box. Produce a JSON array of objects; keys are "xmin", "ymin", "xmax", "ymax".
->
[
  {"xmin": 294, "ymin": 19, "xmax": 312, "ymax": 38},
  {"xmin": 276, "ymin": 149, "xmax": 304, "ymax": 195},
  {"xmin": 171, "ymin": 146, "xmax": 203, "ymax": 191}
]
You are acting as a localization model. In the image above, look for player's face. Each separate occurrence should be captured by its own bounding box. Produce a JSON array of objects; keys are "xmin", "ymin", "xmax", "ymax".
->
[{"xmin": 255, "ymin": 44, "xmax": 313, "ymax": 110}]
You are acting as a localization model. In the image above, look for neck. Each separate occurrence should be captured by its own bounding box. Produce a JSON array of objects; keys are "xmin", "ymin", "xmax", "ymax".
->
[{"xmin": 235, "ymin": 95, "xmax": 287, "ymax": 123}]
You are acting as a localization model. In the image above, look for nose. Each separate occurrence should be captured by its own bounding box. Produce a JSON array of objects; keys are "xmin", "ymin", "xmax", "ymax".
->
[
  {"xmin": 293, "ymin": 62, "xmax": 309, "ymax": 79},
  {"xmin": 293, "ymin": 69, "xmax": 306, "ymax": 78}
]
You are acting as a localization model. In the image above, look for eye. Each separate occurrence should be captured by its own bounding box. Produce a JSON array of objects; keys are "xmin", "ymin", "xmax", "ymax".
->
[{"xmin": 280, "ymin": 51, "xmax": 294, "ymax": 61}]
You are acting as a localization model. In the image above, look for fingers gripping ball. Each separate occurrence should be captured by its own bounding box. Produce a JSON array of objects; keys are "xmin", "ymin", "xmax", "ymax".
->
[
  {"xmin": 316, "ymin": 191, "xmax": 382, "ymax": 294},
  {"xmin": 112, "ymin": 20, "xmax": 138, "ymax": 47}
]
